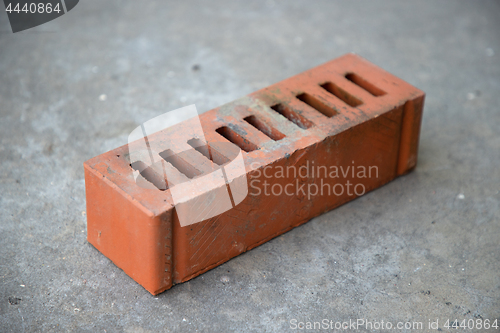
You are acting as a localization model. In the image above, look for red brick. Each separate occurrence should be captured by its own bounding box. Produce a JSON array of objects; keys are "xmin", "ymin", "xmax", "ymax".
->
[{"xmin": 84, "ymin": 53, "xmax": 425, "ymax": 295}]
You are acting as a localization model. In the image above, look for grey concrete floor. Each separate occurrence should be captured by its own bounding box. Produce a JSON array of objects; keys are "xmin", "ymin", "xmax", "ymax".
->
[{"xmin": 1, "ymin": 0, "xmax": 499, "ymax": 332}]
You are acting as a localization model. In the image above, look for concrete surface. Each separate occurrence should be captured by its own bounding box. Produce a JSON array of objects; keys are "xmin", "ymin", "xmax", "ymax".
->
[{"xmin": 1, "ymin": 0, "xmax": 499, "ymax": 332}]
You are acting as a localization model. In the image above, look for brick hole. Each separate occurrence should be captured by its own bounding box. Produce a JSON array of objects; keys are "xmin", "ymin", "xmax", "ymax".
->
[
  {"xmin": 296, "ymin": 93, "xmax": 338, "ymax": 118},
  {"xmin": 187, "ymin": 138, "xmax": 230, "ymax": 165},
  {"xmin": 319, "ymin": 82, "xmax": 363, "ymax": 107},
  {"xmin": 130, "ymin": 161, "xmax": 167, "ymax": 190},
  {"xmin": 243, "ymin": 115, "xmax": 285, "ymax": 141},
  {"xmin": 269, "ymin": 103, "xmax": 313, "ymax": 129},
  {"xmin": 216, "ymin": 126, "xmax": 258, "ymax": 153},
  {"xmin": 159, "ymin": 149, "xmax": 202, "ymax": 179},
  {"xmin": 345, "ymin": 73, "xmax": 386, "ymax": 97}
]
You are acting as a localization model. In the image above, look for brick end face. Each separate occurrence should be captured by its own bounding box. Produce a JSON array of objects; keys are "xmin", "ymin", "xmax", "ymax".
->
[
  {"xmin": 397, "ymin": 95, "xmax": 425, "ymax": 175},
  {"xmin": 85, "ymin": 164, "xmax": 173, "ymax": 294}
]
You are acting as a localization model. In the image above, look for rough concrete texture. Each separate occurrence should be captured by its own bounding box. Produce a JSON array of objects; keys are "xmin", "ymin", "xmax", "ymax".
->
[{"xmin": 0, "ymin": 0, "xmax": 499, "ymax": 332}]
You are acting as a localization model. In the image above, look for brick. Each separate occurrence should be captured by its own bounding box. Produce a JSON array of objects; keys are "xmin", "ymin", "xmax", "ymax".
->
[{"xmin": 84, "ymin": 53, "xmax": 425, "ymax": 295}]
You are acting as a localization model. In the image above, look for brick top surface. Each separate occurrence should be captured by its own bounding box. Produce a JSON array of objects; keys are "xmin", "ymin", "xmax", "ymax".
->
[{"xmin": 84, "ymin": 53, "xmax": 424, "ymax": 216}]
